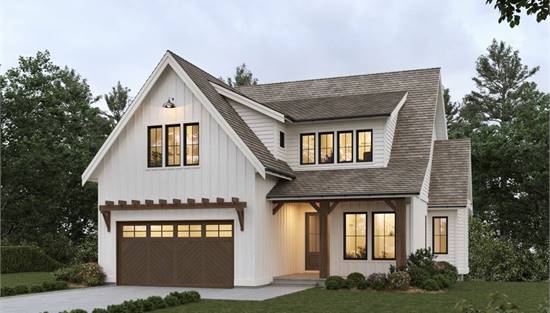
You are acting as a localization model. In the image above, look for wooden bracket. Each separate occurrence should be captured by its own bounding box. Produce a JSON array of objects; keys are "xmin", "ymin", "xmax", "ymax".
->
[
  {"xmin": 235, "ymin": 207, "xmax": 245, "ymax": 231},
  {"xmin": 384, "ymin": 199, "xmax": 398, "ymax": 211},
  {"xmin": 328, "ymin": 201, "xmax": 339, "ymax": 214},
  {"xmin": 308, "ymin": 201, "xmax": 321, "ymax": 211},
  {"xmin": 272, "ymin": 202, "xmax": 284, "ymax": 215},
  {"xmin": 101, "ymin": 210, "xmax": 111, "ymax": 232}
]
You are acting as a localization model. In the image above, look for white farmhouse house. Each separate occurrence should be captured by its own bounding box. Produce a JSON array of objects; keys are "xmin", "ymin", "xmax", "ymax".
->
[{"xmin": 82, "ymin": 50, "xmax": 472, "ymax": 288}]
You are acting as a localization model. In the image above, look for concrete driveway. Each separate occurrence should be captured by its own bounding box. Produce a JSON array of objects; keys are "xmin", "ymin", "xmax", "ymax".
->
[{"xmin": 0, "ymin": 285, "xmax": 311, "ymax": 313}]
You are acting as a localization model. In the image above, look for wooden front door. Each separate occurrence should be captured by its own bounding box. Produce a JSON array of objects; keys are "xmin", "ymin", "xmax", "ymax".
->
[{"xmin": 305, "ymin": 212, "xmax": 320, "ymax": 270}]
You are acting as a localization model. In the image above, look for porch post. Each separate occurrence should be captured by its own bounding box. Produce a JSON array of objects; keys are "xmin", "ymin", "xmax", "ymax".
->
[
  {"xmin": 395, "ymin": 199, "xmax": 407, "ymax": 267},
  {"xmin": 319, "ymin": 201, "xmax": 330, "ymax": 278}
]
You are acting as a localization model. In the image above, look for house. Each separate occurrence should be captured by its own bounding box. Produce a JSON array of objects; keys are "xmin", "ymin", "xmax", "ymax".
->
[{"xmin": 82, "ymin": 50, "xmax": 472, "ymax": 288}]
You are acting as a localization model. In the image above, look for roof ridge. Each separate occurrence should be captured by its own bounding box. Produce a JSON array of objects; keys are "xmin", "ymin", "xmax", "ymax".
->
[{"xmin": 241, "ymin": 67, "xmax": 441, "ymax": 88}]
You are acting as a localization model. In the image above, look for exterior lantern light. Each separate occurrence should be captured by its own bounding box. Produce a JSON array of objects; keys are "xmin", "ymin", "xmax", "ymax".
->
[{"xmin": 162, "ymin": 97, "xmax": 176, "ymax": 108}]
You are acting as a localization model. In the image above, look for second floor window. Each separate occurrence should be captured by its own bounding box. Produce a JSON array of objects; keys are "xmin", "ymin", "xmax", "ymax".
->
[
  {"xmin": 165, "ymin": 125, "xmax": 181, "ymax": 166},
  {"xmin": 280, "ymin": 131, "xmax": 285, "ymax": 148},
  {"xmin": 319, "ymin": 132, "xmax": 334, "ymax": 164},
  {"xmin": 148, "ymin": 126, "xmax": 162, "ymax": 167},
  {"xmin": 184, "ymin": 123, "xmax": 199, "ymax": 166},
  {"xmin": 300, "ymin": 133, "xmax": 316, "ymax": 165},
  {"xmin": 357, "ymin": 130, "xmax": 373, "ymax": 162},
  {"xmin": 337, "ymin": 131, "xmax": 353, "ymax": 163}
]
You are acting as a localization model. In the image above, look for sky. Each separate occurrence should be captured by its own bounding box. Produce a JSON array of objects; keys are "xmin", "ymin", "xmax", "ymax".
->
[{"xmin": 1, "ymin": 0, "xmax": 549, "ymax": 111}]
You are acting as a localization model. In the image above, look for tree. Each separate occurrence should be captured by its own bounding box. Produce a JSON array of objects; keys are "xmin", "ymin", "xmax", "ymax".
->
[
  {"xmin": 0, "ymin": 51, "xmax": 112, "ymax": 258},
  {"xmin": 443, "ymin": 88, "xmax": 463, "ymax": 139},
  {"xmin": 103, "ymin": 81, "xmax": 130, "ymax": 123},
  {"xmin": 223, "ymin": 63, "xmax": 258, "ymax": 87},
  {"xmin": 458, "ymin": 40, "xmax": 549, "ymax": 248},
  {"xmin": 486, "ymin": 0, "xmax": 549, "ymax": 27}
]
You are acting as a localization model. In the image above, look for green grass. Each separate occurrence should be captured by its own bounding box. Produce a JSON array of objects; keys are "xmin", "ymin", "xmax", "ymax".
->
[
  {"xmin": 0, "ymin": 272, "xmax": 56, "ymax": 288},
  {"xmin": 153, "ymin": 281, "xmax": 548, "ymax": 313}
]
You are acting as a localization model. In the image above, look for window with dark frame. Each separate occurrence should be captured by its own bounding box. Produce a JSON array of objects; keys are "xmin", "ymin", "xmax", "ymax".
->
[
  {"xmin": 319, "ymin": 132, "xmax": 334, "ymax": 164},
  {"xmin": 184, "ymin": 123, "xmax": 199, "ymax": 166},
  {"xmin": 372, "ymin": 212, "xmax": 396, "ymax": 260},
  {"xmin": 147, "ymin": 126, "xmax": 163, "ymax": 167},
  {"xmin": 344, "ymin": 213, "xmax": 367, "ymax": 260},
  {"xmin": 433, "ymin": 217, "xmax": 448, "ymax": 254},
  {"xmin": 165, "ymin": 124, "xmax": 181, "ymax": 166},
  {"xmin": 300, "ymin": 133, "xmax": 316, "ymax": 165},
  {"xmin": 279, "ymin": 131, "xmax": 285, "ymax": 148},
  {"xmin": 357, "ymin": 130, "xmax": 373, "ymax": 162},
  {"xmin": 337, "ymin": 131, "xmax": 353, "ymax": 163}
]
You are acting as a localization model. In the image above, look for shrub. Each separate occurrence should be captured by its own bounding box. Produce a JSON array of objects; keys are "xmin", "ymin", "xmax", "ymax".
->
[
  {"xmin": 1, "ymin": 286, "xmax": 15, "ymax": 297},
  {"xmin": 13, "ymin": 285, "xmax": 29, "ymax": 295},
  {"xmin": 433, "ymin": 274, "xmax": 451, "ymax": 289},
  {"xmin": 164, "ymin": 295, "xmax": 179, "ymax": 307},
  {"xmin": 345, "ymin": 272, "xmax": 365, "ymax": 289},
  {"xmin": 106, "ymin": 304, "xmax": 124, "ymax": 313},
  {"xmin": 92, "ymin": 309, "xmax": 108, "ymax": 313},
  {"xmin": 455, "ymin": 293, "xmax": 520, "ymax": 313},
  {"xmin": 422, "ymin": 279, "xmax": 440, "ymax": 291},
  {"xmin": 147, "ymin": 296, "xmax": 165, "ymax": 309},
  {"xmin": 366, "ymin": 273, "xmax": 387, "ymax": 291},
  {"xmin": 325, "ymin": 276, "xmax": 346, "ymax": 290},
  {"xmin": 184, "ymin": 291, "xmax": 201, "ymax": 303},
  {"xmin": 55, "ymin": 263, "xmax": 105, "ymax": 286},
  {"xmin": 42, "ymin": 281, "xmax": 57, "ymax": 291},
  {"xmin": 435, "ymin": 261, "xmax": 458, "ymax": 285},
  {"xmin": 406, "ymin": 248, "xmax": 435, "ymax": 269},
  {"xmin": 0, "ymin": 246, "xmax": 62, "ymax": 273},
  {"xmin": 70, "ymin": 310, "xmax": 87, "ymax": 313},
  {"xmin": 168, "ymin": 291, "xmax": 185, "ymax": 305},
  {"xmin": 388, "ymin": 271, "xmax": 410, "ymax": 290},
  {"xmin": 73, "ymin": 233, "xmax": 98, "ymax": 263},
  {"xmin": 120, "ymin": 300, "xmax": 141, "ymax": 313},
  {"xmin": 29, "ymin": 284, "xmax": 43, "ymax": 293},
  {"xmin": 134, "ymin": 298, "xmax": 153, "ymax": 311},
  {"xmin": 54, "ymin": 280, "xmax": 69, "ymax": 290},
  {"xmin": 408, "ymin": 266, "xmax": 431, "ymax": 288}
]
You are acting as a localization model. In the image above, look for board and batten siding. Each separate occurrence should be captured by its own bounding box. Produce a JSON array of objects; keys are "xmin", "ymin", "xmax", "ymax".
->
[
  {"xmin": 230, "ymin": 101, "xmax": 286, "ymax": 161},
  {"xmin": 285, "ymin": 118, "xmax": 387, "ymax": 170},
  {"xmin": 95, "ymin": 66, "xmax": 268, "ymax": 286},
  {"xmin": 427, "ymin": 208, "xmax": 469, "ymax": 274},
  {"xmin": 383, "ymin": 98, "xmax": 405, "ymax": 166}
]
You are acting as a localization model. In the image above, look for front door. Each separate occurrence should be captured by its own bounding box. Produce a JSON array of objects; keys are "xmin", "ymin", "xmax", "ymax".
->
[{"xmin": 305, "ymin": 212, "xmax": 320, "ymax": 271}]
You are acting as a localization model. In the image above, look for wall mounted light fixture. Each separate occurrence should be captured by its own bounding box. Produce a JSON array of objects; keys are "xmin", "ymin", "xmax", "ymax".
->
[{"xmin": 162, "ymin": 97, "xmax": 176, "ymax": 108}]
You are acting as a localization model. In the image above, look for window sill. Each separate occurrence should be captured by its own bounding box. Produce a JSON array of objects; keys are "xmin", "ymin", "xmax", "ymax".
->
[{"xmin": 146, "ymin": 166, "xmax": 200, "ymax": 171}]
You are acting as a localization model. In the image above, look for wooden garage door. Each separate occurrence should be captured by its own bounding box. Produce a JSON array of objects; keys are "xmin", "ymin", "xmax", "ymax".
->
[{"xmin": 117, "ymin": 220, "xmax": 234, "ymax": 288}]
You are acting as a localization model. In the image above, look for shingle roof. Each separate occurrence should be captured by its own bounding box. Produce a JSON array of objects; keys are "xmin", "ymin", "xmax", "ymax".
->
[
  {"xmin": 428, "ymin": 139, "xmax": 471, "ymax": 207},
  {"xmin": 261, "ymin": 68, "xmax": 442, "ymax": 199},
  {"xmin": 168, "ymin": 51, "xmax": 295, "ymax": 179},
  {"xmin": 254, "ymin": 91, "xmax": 407, "ymax": 122}
]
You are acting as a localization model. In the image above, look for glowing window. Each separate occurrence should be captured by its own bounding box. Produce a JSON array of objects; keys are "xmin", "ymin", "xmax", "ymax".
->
[
  {"xmin": 344, "ymin": 213, "xmax": 367, "ymax": 259},
  {"xmin": 319, "ymin": 132, "xmax": 334, "ymax": 164},
  {"xmin": 122, "ymin": 225, "xmax": 147, "ymax": 238},
  {"xmin": 337, "ymin": 131, "xmax": 353, "ymax": 163},
  {"xmin": 300, "ymin": 133, "xmax": 315, "ymax": 165},
  {"xmin": 373, "ymin": 213, "xmax": 395, "ymax": 260},
  {"xmin": 433, "ymin": 217, "xmax": 448, "ymax": 254},
  {"xmin": 184, "ymin": 123, "xmax": 199, "ymax": 166},
  {"xmin": 205, "ymin": 224, "xmax": 233, "ymax": 238},
  {"xmin": 357, "ymin": 130, "xmax": 372, "ymax": 162},
  {"xmin": 148, "ymin": 126, "xmax": 162, "ymax": 167},
  {"xmin": 150, "ymin": 225, "xmax": 174, "ymax": 238},
  {"xmin": 177, "ymin": 224, "xmax": 202, "ymax": 238},
  {"xmin": 165, "ymin": 125, "xmax": 181, "ymax": 166}
]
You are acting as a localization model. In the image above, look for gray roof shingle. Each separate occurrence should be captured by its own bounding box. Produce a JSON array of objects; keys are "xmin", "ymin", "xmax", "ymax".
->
[
  {"xmin": 168, "ymin": 51, "xmax": 295, "ymax": 178},
  {"xmin": 259, "ymin": 68, "xmax": 442, "ymax": 199},
  {"xmin": 255, "ymin": 91, "xmax": 407, "ymax": 122},
  {"xmin": 428, "ymin": 139, "xmax": 471, "ymax": 207}
]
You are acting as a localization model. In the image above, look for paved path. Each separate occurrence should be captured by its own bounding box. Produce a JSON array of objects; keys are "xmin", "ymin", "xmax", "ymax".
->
[{"xmin": 0, "ymin": 285, "xmax": 311, "ymax": 313}]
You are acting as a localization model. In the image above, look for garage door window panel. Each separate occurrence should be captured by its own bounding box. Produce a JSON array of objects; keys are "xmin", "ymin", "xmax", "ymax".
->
[
  {"xmin": 122, "ymin": 225, "xmax": 147, "ymax": 238},
  {"xmin": 150, "ymin": 225, "xmax": 174, "ymax": 238},
  {"xmin": 177, "ymin": 224, "xmax": 202, "ymax": 238}
]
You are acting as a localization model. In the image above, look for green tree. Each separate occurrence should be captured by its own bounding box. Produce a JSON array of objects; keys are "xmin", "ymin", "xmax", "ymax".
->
[
  {"xmin": 443, "ymin": 88, "xmax": 463, "ymax": 139},
  {"xmin": 486, "ymin": 0, "xmax": 549, "ymax": 27},
  {"xmin": 0, "ymin": 51, "xmax": 111, "ymax": 258},
  {"xmin": 103, "ymin": 81, "xmax": 130, "ymax": 123},
  {"xmin": 459, "ymin": 40, "xmax": 549, "ymax": 248},
  {"xmin": 224, "ymin": 63, "xmax": 258, "ymax": 87}
]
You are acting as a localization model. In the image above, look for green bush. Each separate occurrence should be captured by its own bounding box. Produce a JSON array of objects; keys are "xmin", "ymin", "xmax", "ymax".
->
[
  {"xmin": 42, "ymin": 281, "xmax": 57, "ymax": 291},
  {"xmin": 70, "ymin": 310, "xmax": 87, "ymax": 313},
  {"xmin": 455, "ymin": 293, "xmax": 521, "ymax": 313},
  {"xmin": 0, "ymin": 246, "xmax": 62, "ymax": 273},
  {"xmin": 422, "ymin": 279, "xmax": 440, "ymax": 291},
  {"xmin": 469, "ymin": 217, "xmax": 549, "ymax": 282},
  {"xmin": 366, "ymin": 273, "xmax": 387, "ymax": 291},
  {"xmin": 388, "ymin": 271, "xmax": 411, "ymax": 290},
  {"xmin": 13, "ymin": 285, "xmax": 29, "ymax": 295},
  {"xmin": 29, "ymin": 284, "xmax": 43, "ymax": 293},
  {"xmin": 120, "ymin": 300, "xmax": 141, "ymax": 313},
  {"xmin": 325, "ymin": 276, "xmax": 346, "ymax": 290},
  {"xmin": 106, "ymin": 303, "xmax": 124, "ymax": 313},
  {"xmin": 1, "ymin": 286, "xmax": 15, "ymax": 296},
  {"xmin": 92, "ymin": 309, "xmax": 108, "ymax": 313},
  {"xmin": 73, "ymin": 233, "xmax": 98, "ymax": 263},
  {"xmin": 147, "ymin": 296, "xmax": 165, "ymax": 309},
  {"xmin": 433, "ymin": 274, "xmax": 452, "ymax": 289},
  {"xmin": 164, "ymin": 295, "xmax": 179, "ymax": 307},
  {"xmin": 408, "ymin": 266, "xmax": 431, "ymax": 288},
  {"xmin": 406, "ymin": 248, "xmax": 435, "ymax": 269},
  {"xmin": 54, "ymin": 280, "xmax": 69, "ymax": 290},
  {"xmin": 357, "ymin": 280, "xmax": 369, "ymax": 289},
  {"xmin": 54, "ymin": 263, "xmax": 105, "ymax": 286},
  {"xmin": 345, "ymin": 272, "xmax": 366, "ymax": 289}
]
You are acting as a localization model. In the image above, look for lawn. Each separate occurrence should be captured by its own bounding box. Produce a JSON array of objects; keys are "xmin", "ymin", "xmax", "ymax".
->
[
  {"xmin": 0, "ymin": 272, "xmax": 56, "ymax": 288},
  {"xmin": 153, "ymin": 281, "xmax": 548, "ymax": 313}
]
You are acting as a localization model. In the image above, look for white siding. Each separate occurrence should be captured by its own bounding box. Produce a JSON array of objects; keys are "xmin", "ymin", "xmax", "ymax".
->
[
  {"xmin": 410, "ymin": 196, "xmax": 427, "ymax": 252},
  {"xmin": 420, "ymin": 131, "xmax": 436, "ymax": 201},
  {"xmin": 96, "ymin": 66, "xmax": 267, "ymax": 286},
  {"xmin": 383, "ymin": 98, "xmax": 405, "ymax": 166},
  {"xmin": 285, "ymin": 118, "xmax": 387, "ymax": 171},
  {"xmin": 434, "ymin": 84, "xmax": 448, "ymax": 140},
  {"xmin": 427, "ymin": 208, "xmax": 469, "ymax": 274}
]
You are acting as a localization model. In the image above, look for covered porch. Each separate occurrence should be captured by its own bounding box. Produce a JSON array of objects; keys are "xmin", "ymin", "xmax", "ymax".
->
[{"xmin": 271, "ymin": 198, "xmax": 408, "ymax": 279}]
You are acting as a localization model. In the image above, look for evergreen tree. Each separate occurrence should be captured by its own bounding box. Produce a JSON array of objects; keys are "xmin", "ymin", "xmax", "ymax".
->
[
  {"xmin": 224, "ymin": 63, "xmax": 258, "ymax": 87},
  {"xmin": 103, "ymin": 81, "xmax": 130, "ymax": 123},
  {"xmin": 459, "ymin": 40, "xmax": 549, "ymax": 248}
]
